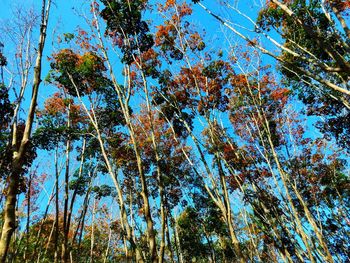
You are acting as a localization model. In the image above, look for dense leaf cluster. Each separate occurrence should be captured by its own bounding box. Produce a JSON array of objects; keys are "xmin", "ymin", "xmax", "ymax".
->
[
  {"xmin": 0, "ymin": 84, "xmax": 12, "ymax": 135},
  {"xmin": 100, "ymin": 0, "xmax": 154, "ymax": 64},
  {"xmin": 48, "ymin": 49, "xmax": 109, "ymax": 97}
]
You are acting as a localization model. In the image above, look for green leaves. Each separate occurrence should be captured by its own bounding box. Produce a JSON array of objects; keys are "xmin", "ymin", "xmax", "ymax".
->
[
  {"xmin": 69, "ymin": 165, "xmax": 94, "ymax": 196},
  {"xmin": 0, "ymin": 84, "xmax": 12, "ymax": 128},
  {"xmin": 257, "ymin": 0, "xmax": 350, "ymax": 150},
  {"xmin": 92, "ymin": 185, "xmax": 116, "ymax": 199},
  {"xmin": 100, "ymin": 0, "xmax": 154, "ymax": 64},
  {"xmin": 32, "ymin": 126, "xmax": 67, "ymax": 151},
  {"xmin": 49, "ymin": 49, "xmax": 108, "ymax": 97}
]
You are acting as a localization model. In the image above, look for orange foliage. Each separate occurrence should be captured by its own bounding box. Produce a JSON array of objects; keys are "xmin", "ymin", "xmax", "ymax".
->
[
  {"xmin": 178, "ymin": 2, "xmax": 192, "ymax": 17},
  {"xmin": 270, "ymin": 87, "xmax": 290, "ymax": 103},
  {"xmin": 155, "ymin": 24, "xmax": 174, "ymax": 46},
  {"xmin": 44, "ymin": 93, "xmax": 67, "ymax": 116},
  {"xmin": 165, "ymin": 0, "xmax": 176, "ymax": 8},
  {"xmin": 231, "ymin": 74, "xmax": 248, "ymax": 87}
]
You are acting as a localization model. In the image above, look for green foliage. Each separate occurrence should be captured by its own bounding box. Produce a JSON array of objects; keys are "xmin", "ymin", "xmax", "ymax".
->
[
  {"xmin": 94, "ymin": 85, "xmax": 126, "ymax": 131},
  {"xmin": 0, "ymin": 84, "xmax": 12, "ymax": 132},
  {"xmin": 177, "ymin": 207, "xmax": 208, "ymax": 262},
  {"xmin": 33, "ymin": 125, "xmax": 69, "ymax": 151},
  {"xmin": 69, "ymin": 164, "xmax": 94, "ymax": 196},
  {"xmin": 3, "ymin": 1, "xmax": 350, "ymax": 262},
  {"xmin": 0, "ymin": 84, "xmax": 12, "ymax": 166},
  {"xmin": 92, "ymin": 185, "xmax": 116, "ymax": 199},
  {"xmin": 100, "ymin": 0, "xmax": 154, "ymax": 64},
  {"xmin": 63, "ymin": 32, "xmax": 75, "ymax": 43},
  {"xmin": 287, "ymin": 153, "xmax": 350, "ymax": 258},
  {"xmin": 0, "ymin": 52, "xmax": 7, "ymax": 67},
  {"xmin": 49, "ymin": 49, "xmax": 109, "ymax": 97},
  {"xmin": 257, "ymin": 0, "xmax": 350, "ymax": 150}
]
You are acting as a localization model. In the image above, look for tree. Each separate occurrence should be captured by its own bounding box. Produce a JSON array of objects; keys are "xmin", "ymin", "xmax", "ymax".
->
[
  {"xmin": 193, "ymin": 0, "xmax": 350, "ymax": 150},
  {"xmin": 0, "ymin": 0, "xmax": 349, "ymax": 262},
  {"xmin": 0, "ymin": 1, "xmax": 51, "ymax": 260}
]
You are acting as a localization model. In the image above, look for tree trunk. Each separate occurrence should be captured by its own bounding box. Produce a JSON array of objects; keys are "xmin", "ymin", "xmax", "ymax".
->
[
  {"xmin": 54, "ymin": 147, "xmax": 59, "ymax": 263},
  {"xmin": 61, "ymin": 101, "xmax": 71, "ymax": 263},
  {"xmin": 0, "ymin": 164, "xmax": 19, "ymax": 262}
]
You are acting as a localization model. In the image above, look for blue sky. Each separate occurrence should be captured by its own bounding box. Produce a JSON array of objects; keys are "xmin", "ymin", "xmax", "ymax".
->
[
  {"xmin": 1, "ymin": 0, "xmax": 341, "ymax": 231},
  {"xmin": 0, "ymin": 3, "xmax": 348, "ymax": 254}
]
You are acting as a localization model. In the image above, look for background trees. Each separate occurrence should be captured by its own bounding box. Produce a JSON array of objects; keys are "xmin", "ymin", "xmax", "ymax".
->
[
  {"xmin": 0, "ymin": 0, "xmax": 51, "ymax": 260},
  {"xmin": 0, "ymin": 0, "xmax": 349, "ymax": 262}
]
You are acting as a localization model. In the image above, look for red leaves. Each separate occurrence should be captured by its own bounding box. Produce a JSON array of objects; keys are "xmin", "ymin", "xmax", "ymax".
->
[
  {"xmin": 39, "ymin": 92, "xmax": 86, "ymax": 126},
  {"xmin": 311, "ymin": 153, "xmax": 324, "ymax": 163},
  {"xmin": 270, "ymin": 87, "xmax": 290, "ymax": 103},
  {"xmin": 90, "ymin": 0, "xmax": 100, "ymax": 13},
  {"xmin": 228, "ymin": 173, "xmax": 246, "ymax": 191},
  {"xmin": 134, "ymin": 48, "xmax": 161, "ymax": 78},
  {"xmin": 50, "ymin": 47, "xmax": 107, "ymax": 96},
  {"xmin": 266, "ymin": 1, "xmax": 278, "ymax": 9},
  {"xmin": 159, "ymin": 0, "xmax": 192, "ymax": 17},
  {"xmin": 230, "ymin": 74, "xmax": 248, "ymax": 88},
  {"xmin": 76, "ymin": 29, "xmax": 92, "ymax": 50},
  {"xmin": 178, "ymin": 64, "xmax": 206, "ymax": 91},
  {"xmin": 155, "ymin": 24, "xmax": 174, "ymax": 46},
  {"xmin": 178, "ymin": 2, "xmax": 193, "ymax": 17},
  {"xmin": 111, "ymin": 138, "xmax": 135, "ymax": 167},
  {"xmin": 328, "ymin": 0, "xmax": 350, "ymax": 12},
  {"xmin": 52, "ymin": 49, "xmax": 79, "ymax": 69},
  {"xmin": 43, "ymin": 92, "xmax": 67, "ymax": 116}
]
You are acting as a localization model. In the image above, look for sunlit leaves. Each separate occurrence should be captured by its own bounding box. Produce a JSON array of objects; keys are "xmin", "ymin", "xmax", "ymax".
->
[
  {"xmin": 48, "ymin": 49, "xmax": 108, "ymax": 97},
  {"xmin": 33, "ymin": 93, "xmax": 86, "ymax": 150}
]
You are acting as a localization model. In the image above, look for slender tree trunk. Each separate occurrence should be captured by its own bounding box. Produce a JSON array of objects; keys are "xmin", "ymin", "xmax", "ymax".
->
[
  {"xmin": 65, "ymin": 138, "xmax": 86, "ymax": 261},
  {"xmin": 165, "ymin": 213, "xmax": 175, "ymax": 263},
  {"xmin": 158, "ymin": 200, "xmax": 166, "ymax": 263},
  {"xmin": 127, "ymin": 124, "xmax": 157, "ymax": 262},
  {"xmin": 175, "ymin": 115, "xmax": 245, "ymax": 261},
  {"xmin": 62, "ymin": 103, "xmax": 71, "ymax": 263},
  {"xmin": 103, "ymin": 227, "xmax": 112, "ymax": 263},
  {"xmin": 89, "ymin": 6, "xmax": 155, "ymax": 260},
  {"xmin": 77, "ymin": 192, "xmax": 91, "ymax": 249},
  {"xmin": 54, "ymin": 146, "xmax": 59, "ymax": 263},
  {"xmin": 137, "ymin": 67, "xmax": 164, "ymax": 263},
  {"xmin": 72, "ymin": 182, "xmax": 92, "ymax": 246},
  {"xmin": 173, "ymin": 219, "xmax": 184, "ymax": 263},
  {"xmin": 61, "ymin": 142, "xmax": 70, "ymax": 262},
  {"xmin": 24, "ymin": 171, "xmax": 32, "ymax": 261},
  {"xmin": 42, "ymin": 218, "xmax": 56, "ymax": 260},
  {"xmin": 90, "ymin": 198, "xmax": 96, "ymax": 263}
]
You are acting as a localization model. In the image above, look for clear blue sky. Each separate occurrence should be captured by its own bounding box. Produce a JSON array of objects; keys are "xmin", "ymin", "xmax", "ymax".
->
[{"xmin": 2, "ymin": 0, "xmax": 324, "ymax": 228}]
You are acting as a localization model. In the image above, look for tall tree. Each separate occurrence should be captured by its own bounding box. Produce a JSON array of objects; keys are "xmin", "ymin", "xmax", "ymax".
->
[{"xmin": 0, "ymin": 1, "xmax": 51, "ymax": 261}]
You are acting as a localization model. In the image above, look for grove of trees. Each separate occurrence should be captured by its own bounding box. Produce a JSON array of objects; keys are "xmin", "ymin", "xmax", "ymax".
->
[{"xmin": 0, "ymin": 0, "xmax": 349, "ymax": 262}]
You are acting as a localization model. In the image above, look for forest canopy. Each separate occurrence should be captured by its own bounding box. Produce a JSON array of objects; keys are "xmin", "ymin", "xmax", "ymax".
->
[{"xmin": 0, "ymin": 0, "xmax": 349, "ymax": 262}]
